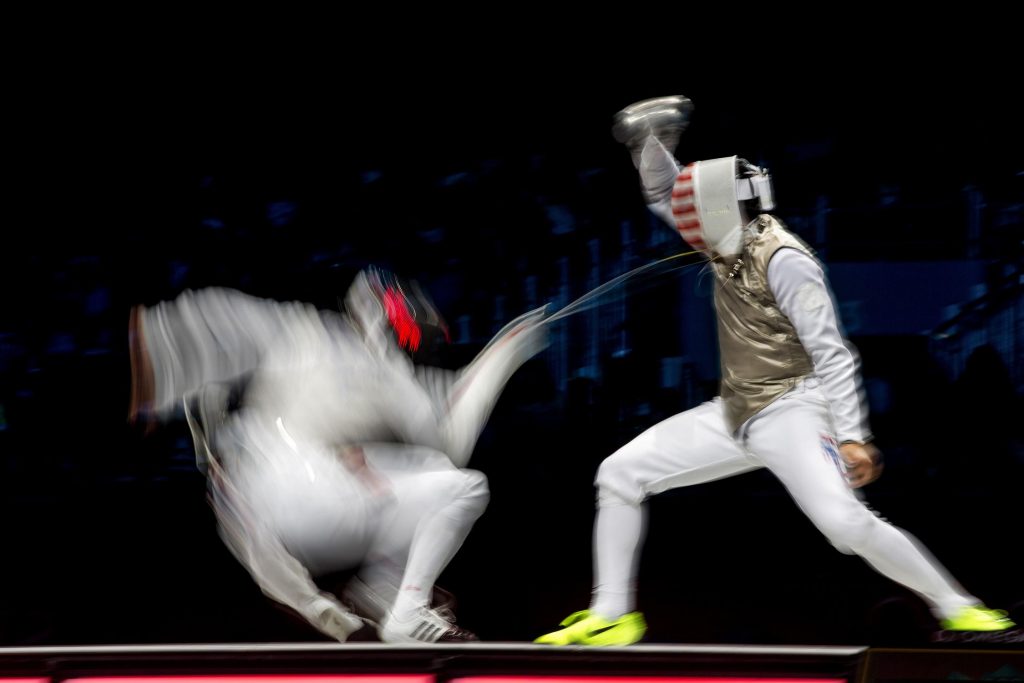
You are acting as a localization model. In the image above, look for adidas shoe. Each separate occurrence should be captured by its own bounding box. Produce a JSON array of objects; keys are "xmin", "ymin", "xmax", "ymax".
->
[{"xmin": 379, "ymin": 604, "xmax": 478, "ymax": 644}]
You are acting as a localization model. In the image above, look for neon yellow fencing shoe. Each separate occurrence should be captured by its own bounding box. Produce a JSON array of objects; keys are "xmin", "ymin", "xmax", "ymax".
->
[
  {"xmin": 940, "ymin": 605, "xmax": 1016, "ymax": 631},
  {"xmin": 534, "ymin": 609, "xmax": 647, "ymax": 646}
]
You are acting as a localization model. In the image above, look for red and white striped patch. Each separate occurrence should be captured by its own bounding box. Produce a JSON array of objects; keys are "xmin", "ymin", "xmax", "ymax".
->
[{"xmin": 671, "ymin": 164, "xmax": 706, "ymax": 251}]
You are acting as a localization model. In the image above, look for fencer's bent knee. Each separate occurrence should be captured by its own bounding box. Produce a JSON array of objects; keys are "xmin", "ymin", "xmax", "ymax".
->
[
  {"xmin": 594, "ymin": 455, "xmax": 644, "ymax": 507},
  {"xmin": 454, "ymin": 469, "xmax": 490, "ymax": 517}
]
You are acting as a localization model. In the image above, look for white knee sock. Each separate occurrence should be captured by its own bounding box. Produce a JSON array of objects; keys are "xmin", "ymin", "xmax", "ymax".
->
[
  {"xmin": 589, "ymin": 501, "xmax": 647, "ymax": 621},
  {"xmin": 391, "ymin": 482, "xmax": 487, "ymax": 622},
  {"xmin": 855, "ymin": 520, "xmax": 976, "ymax": 619}
]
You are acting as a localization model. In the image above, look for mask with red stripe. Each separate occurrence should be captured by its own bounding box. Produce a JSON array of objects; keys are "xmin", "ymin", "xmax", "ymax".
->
[
  {"xmin": 344, "ymin": 267, "xmax": 450, "ymax": 359},
  {"xmin": 670, "ymin": 156, "xmax": 774, "ymax": 256}
]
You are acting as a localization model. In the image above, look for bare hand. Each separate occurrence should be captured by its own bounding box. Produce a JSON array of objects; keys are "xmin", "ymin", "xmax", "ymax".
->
[{"xmin": 840, "ymin": 441, "xmax": 883, "ymax": 488}]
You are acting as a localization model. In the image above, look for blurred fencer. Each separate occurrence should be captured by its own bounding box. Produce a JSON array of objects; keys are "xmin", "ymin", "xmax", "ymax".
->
[
  {"xmin": 129, "ymin": 267, "xmax": 548, "ymax": 643},
  {"xmin": 535, "ymin": 96, "xmax": 1017, "ymax": 645}
]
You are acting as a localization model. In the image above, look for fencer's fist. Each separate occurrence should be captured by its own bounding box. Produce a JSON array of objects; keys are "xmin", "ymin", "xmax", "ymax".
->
[
  {"xmin": 840, "ymin": 441, "xmax": 884, "ymax": 489},
  {"xmin": 304, "ymin": 594, "xmax": 365, "ymax": 642},
  {"xmin": 482, "ymin": 304, "xmax": 551, "ymax": 364}
]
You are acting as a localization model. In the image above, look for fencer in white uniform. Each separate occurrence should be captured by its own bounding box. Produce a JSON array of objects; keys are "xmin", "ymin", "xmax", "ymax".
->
[
  {"xmin": 535, "ymin": 98, "xmax": 1015, "ymax": 645},
  {"xmin": 129, "ymin": 268, "xmax": 548, "ymax": 643}
]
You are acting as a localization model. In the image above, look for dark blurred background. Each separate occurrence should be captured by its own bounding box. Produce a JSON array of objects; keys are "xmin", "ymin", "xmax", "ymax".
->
[{"xmin": 1, "ymin": 28, "xmax": 1021, "ymax": 648}]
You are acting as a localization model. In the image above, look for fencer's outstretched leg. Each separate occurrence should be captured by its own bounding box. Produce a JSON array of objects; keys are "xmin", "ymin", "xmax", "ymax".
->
[{"xmin": 748, "ymin": 388, "xmax": 1016, "ymax": 634}]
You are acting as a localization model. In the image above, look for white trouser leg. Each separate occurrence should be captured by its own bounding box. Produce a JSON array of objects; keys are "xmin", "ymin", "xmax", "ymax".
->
[
  {"xmin": 745, "ymin": 382, "xmax": 977, "ymax": 619},
  {"xmin": 233, "ymin": 420, "xmax": 374, "ymax": 576},
  {"xmin": 590, "ymin": 399, "xmax": 760, "ymax": 618},
  {"xmin": 588, "ymin": 502, "xmax": 647, "ymax": 620},
  {"xmin": 361, "ymin": 445, "xmax": 490, "ymax": 618}
]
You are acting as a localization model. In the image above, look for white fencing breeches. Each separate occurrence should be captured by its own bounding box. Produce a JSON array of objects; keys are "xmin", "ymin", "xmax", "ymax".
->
[{"xmin": 590, "ymin": 379, "xmax": 976, "ymax": 620}]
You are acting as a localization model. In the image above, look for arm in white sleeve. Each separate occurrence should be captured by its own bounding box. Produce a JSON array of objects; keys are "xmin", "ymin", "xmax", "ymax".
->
[
  {"xmin": 767, "ymin": 248, "xmax": 872, "ymax": 443},
  {"xmin": 210, "ymin": 480, "xmax": 363, "ymax": 641},
  {"xmin": 638, "ymin": 135, "xmax": 682, "ymax": 228},
  {"xmin": 140, "ymin": 288, "xmax": 330, "ymax": 419},
  {"xmin": 427, "ymin": 304, "xmax": 549, "ymax": 467}
]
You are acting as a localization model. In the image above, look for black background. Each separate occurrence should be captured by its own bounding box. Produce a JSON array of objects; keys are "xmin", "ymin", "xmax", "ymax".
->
[{"xmin": 2, "ymin": 24, "xmax": 1021, "ymax": 647}]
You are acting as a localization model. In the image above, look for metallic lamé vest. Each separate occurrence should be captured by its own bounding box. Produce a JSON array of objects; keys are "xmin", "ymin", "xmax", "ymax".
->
[{"xmin": 712, "ymin": 215, "xmax": 817, "ymax": 432}]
